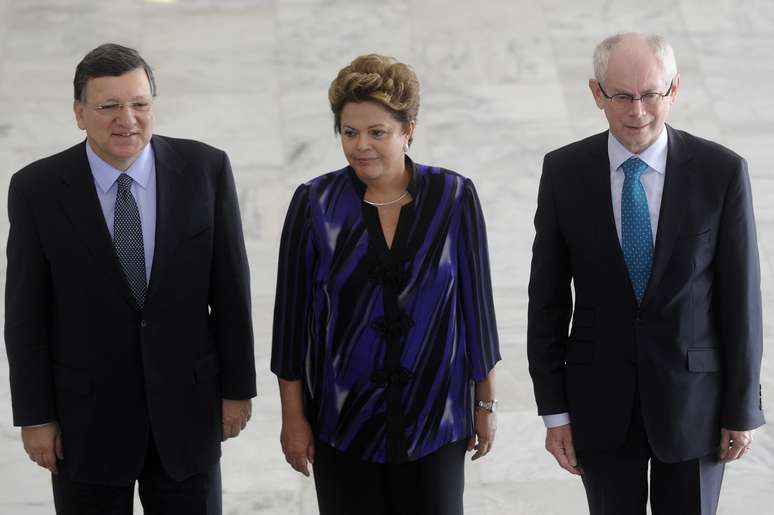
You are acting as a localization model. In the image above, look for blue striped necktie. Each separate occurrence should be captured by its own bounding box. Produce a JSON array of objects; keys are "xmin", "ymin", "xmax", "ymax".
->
[{"xmin": 621, "ymin": 157, "xmax": 653, "ymax": 304}]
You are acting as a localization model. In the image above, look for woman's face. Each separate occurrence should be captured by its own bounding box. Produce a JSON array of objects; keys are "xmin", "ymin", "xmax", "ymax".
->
[{"xmin": 339, "ymin": 101, "xmax": 413, "ymax": 183}]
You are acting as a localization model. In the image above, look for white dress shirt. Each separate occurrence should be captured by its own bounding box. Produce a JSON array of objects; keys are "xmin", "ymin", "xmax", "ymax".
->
[{"xmin": 542, "ymin": 127, "xmax": 669, "ymax": 429}]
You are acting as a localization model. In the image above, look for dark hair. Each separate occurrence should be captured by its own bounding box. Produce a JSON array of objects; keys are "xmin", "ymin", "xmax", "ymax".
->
[
  {"xmin": 73, "ymin": 43, "xmax": 156, "ymax": 102},
  {"xmin": 329, "ymin": 54, "xmax": 420, "ymax": 144}
]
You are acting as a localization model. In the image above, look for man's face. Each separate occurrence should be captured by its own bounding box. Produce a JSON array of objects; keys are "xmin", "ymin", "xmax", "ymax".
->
[
  {"xmin": 73, "ymin": 67, "xmax": 154, "ymax": 170},
  {"xmin": 589, "ymin": 43, "xmax": 679, "ymax": 154}
]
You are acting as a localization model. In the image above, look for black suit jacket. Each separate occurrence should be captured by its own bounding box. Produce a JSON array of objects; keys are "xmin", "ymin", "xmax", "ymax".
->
[
  {"xmin": 527, "ymin": 126, "xmax": 764, "ymax": 462},
  {"xmin": 5, "ymin": 135, "xmax": 256, "ymax": 485}
]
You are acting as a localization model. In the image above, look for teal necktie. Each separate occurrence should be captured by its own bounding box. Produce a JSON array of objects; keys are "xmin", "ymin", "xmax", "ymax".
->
[{"xmin": 621, "ymin": 157, "xmax": 653, "ymax": 304}]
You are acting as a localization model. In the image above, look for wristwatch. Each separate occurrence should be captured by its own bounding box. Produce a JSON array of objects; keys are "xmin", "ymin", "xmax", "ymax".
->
[{"xmin": 475, "ymin": 399, "xmax": 498, "ymax": 413}]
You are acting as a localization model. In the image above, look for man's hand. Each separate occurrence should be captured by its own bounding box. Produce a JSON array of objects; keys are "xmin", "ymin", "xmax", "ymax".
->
[
  {"xmin": 718, "ymin": 428, "xmax": 753, "ymax": 463},
  {"xmin": 222, "ymin": 399, "xmax": 252, "ymax": 441},
  {"xmin": 546, "ymin": 423, "xmax": 581, "ymax": 475},
  {"xmin": 280, "ymin": 413, "xmax": 314, "ymax": 477},
  {"xmin": 22, "ymin": 422, "xmax": 63, "ymax": 474},
  {"xmin": 468, "ymin": 409, "xmax": 497, "ymax": 460}
]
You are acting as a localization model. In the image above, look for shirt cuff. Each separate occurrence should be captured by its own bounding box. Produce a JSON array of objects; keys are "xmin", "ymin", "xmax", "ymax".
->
[
  {"xmin": 542, "ymin": 412, "xmax": 571, "ymax": 428},
  {"xmin": 23, "ymin": 422, "xmax": 55, "ymax": 428}
]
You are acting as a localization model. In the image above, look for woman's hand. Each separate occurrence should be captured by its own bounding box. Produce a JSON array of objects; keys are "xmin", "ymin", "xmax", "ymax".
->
[
  {"xmin": 468, "ymin": 409, "xmax": 497, "ymax": 460},
  {"xmin": 281, "ymin": 413, "xmax": 315, "ymax": 476}
]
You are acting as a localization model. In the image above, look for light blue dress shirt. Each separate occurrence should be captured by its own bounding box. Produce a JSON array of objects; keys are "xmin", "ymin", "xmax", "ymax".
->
[{"xmin": 86, "ymin": 141, "xmax": 157, "ymax": 283}]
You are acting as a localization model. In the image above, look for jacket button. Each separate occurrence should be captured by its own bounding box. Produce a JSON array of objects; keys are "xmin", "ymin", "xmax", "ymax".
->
[{"xmin": 140, "ymin": 320, "xmax": 148, "ymax": 328}]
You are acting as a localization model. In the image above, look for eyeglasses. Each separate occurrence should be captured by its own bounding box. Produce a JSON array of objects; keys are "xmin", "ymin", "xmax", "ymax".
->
[
  {"xmin": 92, "ymin": 100, "xmax": 153, "ymax": 114},
  {"xmin": 598, "ymin": 80, "xmax": 674, "ymax": 108}
]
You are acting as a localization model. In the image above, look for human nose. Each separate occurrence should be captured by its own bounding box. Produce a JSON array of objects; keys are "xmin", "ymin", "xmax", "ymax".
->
[
  {"xmin": 626, "ymin": 97, "xmax": 647, "ymax": 117},
  {"xmin": 115, "ymin": 104, "xmax": 137, "ymax": 125},
  {"xmin": 356, "ymin": 133, "xmax": 371, "ymax": 151}
]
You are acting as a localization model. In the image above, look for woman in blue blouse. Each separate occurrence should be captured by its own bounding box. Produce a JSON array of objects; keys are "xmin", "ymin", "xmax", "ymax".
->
[{"xmin": 271, "ymin": 54, "xmax": 501, "ymax": 515}]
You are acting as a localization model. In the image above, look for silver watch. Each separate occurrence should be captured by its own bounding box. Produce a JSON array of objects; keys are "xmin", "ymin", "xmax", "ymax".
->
[{"xmin": 475, "ymin": 399, "xmax": 498, "ymax": 413}]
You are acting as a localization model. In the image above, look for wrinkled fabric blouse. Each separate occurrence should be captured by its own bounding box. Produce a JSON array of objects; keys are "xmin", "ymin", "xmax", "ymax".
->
[{"xmin": 271, "ymin": 157, "xmax": 501, "ymax": 464}]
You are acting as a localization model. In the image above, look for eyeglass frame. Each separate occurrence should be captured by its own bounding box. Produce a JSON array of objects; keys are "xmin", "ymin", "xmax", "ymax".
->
[{"xmin": 597, "ymin": 79, "xmax": 675, "ymax": 107}]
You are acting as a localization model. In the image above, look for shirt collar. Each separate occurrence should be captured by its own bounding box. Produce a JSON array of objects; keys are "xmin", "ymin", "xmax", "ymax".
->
[
  {"xmin": 608, "ymin": 126, "xmax": 668, "ymax": 175},
  {"xmin": 86, "ymin": 141, "xmax": 155, "ymax": 193}
]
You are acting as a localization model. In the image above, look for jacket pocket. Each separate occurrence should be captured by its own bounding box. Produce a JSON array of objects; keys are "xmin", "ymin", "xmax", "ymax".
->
[
  {"xmin": 53, "ymin": 364, "xmax": 92, "ymax": 395},
  {"xmin": 194, "ymin": 353, "xmax": 220, "ymax": 384},
  {"xmin": 687, "ymin": 348, "xmax": 721, "ymax": 372},
  {"xmin": 182, "ymin": 225, "xmax": 212, "ymax": 244}
]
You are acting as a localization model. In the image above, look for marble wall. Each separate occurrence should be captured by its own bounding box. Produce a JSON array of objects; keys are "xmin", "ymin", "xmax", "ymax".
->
[{"xmin": 1, "ymin": 0, "xmax": 773, "ymax": 513}]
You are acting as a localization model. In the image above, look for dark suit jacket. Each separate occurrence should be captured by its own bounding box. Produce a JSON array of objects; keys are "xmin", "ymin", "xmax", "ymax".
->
[
  {"xmin": 5, "ymin": 135, "xmax": 256, "ymax": 485},
  {"xmin": 527, "ymin": 125, "xmax": 764, "ymax": 463}
]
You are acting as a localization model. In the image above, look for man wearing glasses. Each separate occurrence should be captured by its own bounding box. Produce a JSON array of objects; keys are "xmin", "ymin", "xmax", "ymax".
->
[
  {"xmin": 528, "ymin": 32, "xmax": 764, "ymax": 514},
  {"xmin": 4, "ymin": 43, "xmax": 256, "ymax": 514}
]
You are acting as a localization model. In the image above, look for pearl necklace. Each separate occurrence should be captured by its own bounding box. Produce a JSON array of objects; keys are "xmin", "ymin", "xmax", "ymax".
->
[{"xmin": 363, "ymin": 191, "xmax": 409, "ymax": 207}]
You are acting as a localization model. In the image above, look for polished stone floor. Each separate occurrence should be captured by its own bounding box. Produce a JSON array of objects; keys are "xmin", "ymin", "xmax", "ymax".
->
[{"xmin": 1, "ymin": 0, "xmax": 773, "ymax": 513}]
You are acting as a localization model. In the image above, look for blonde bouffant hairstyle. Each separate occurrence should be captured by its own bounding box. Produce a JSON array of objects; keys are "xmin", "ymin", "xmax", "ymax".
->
[{"xmin": 328, "ymin": 54, "xmax": 420, "ymax": 144}]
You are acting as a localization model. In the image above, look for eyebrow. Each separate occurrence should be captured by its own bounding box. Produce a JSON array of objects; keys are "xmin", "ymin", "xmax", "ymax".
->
[
  {"xmin": 342, "ymin": 124, "xmax": 388, "ymax": 130},
  {"xmin": 97, "ymin": 95, "xmax": 152, "ymax": 103}
]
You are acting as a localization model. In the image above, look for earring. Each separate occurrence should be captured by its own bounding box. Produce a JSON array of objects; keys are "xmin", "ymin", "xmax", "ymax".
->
[{"xmin": 403, "ymin": 143, "xmax": 410, "ymax": 153}]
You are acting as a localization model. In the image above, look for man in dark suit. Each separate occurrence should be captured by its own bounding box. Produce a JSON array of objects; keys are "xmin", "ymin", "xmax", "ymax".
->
[
  {"xmin": 527, "ymin": 32, "xmax": 764, "ymax": 514},
  {"xmin": 4, "ymin": 43, "xmax": 256, "ymax": 514}
]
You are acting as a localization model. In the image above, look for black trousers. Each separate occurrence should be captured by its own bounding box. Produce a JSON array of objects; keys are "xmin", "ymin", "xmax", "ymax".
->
[
  {"xmin": 51, "ymin": 435, "xmax": 222, "ymax": 515},
  {"xmin": 577, "ymin": 390, "xmax": 725, "ymax": 515},
  {"xmin": 313, "ymin": 438, "xmax": 467, "ymax": 515}
]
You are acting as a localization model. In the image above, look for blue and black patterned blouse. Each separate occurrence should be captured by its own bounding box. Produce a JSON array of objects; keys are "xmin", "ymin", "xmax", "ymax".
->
[{"xmin": 271, "ymin": 157, "xmax": 501, "ymax": 464}]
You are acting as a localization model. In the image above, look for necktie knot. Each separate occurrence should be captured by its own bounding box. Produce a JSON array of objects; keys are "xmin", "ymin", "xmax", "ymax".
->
[
  {"xmin": 117, "ymin": 173, "xmax": 133, "ymax": 194},
  {"xmin": 622, "ymin": 156, "xmax": 649, "ymax": 180}
]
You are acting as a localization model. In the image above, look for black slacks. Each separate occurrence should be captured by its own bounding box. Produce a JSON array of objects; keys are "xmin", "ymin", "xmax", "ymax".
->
[
  {"xmin": 313, "ymin": 438, "xmax": 467, "ymax": 515},
  {"xmin": 51, "ymin": 435, "xmax": 222, "ymax": 515},
  {"xmin": 577, "ymin": 389, "xmax": 725, "ymax": 515}
]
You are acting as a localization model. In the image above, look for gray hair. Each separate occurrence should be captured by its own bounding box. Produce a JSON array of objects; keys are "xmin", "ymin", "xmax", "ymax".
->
[
  {"xmin": 74, "ymin": 43, "xmax": 156, "ymax": 102},
  {"xmin": 593, "ymin": 33, "xmax": 677, "ymax": 88}
]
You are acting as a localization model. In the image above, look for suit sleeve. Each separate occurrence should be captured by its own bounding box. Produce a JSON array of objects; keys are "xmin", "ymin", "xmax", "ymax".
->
[
  {"xmin": 527, "ymin": 157, "xmax": 573, "ymax": 416},
  {"xmin": 4, "ymin": 173, "xmax": 56, "ymax": 426},
  {"xmin": 209, "ymin": 151, "xmax": 256, "ymax": 400},
  {"xmin": 270, "ymin": 184, "xmax": 314, "ymax": 381},
  {"xmin": 457, "ymin": 179, "xmax": 501, "ymax": 381},
  {"xmin": 714, "ymin": 157, "xmax": 765, "ymax": 430}
]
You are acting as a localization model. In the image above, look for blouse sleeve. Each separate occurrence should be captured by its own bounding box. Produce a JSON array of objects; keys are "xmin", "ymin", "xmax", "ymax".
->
[
  {"xmin": 457, "ymin": 178, "xmax": 501, "ymax": 381},
  {"xmin": 271, "ymin": 183, "xmax": 315, "ymax": 380}
]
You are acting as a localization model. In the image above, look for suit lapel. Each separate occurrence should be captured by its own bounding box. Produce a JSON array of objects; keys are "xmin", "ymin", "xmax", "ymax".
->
[
  {"xmin": 56, "ymin": 142, "xmax": 138, "ymax": 309},
  {"xmin": 641, "ymin": 125, "xmax": 693, "ymax": 308},
  {"xmin": 145, "ymin": 135, "xmax": 187, "ymax": 304},
  {"xmin": 585, "ymin": 132, "xmax": 635, "ymax": 291}
]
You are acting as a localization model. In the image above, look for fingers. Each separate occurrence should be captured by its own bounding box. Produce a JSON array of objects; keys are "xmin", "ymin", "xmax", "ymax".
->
[
  {"xmin": 284, "ymin": 451, "xmax": 310, "ymax": 476},
  {"xmin": 717, "ymin": 429, "xmax": 732, "ymax": 462},
  {"xmin": 470, "ymin": 435, "xmax": 494, "ymax": 461},
  {"xmin": 22, "ymin": 424, "xmax": 60, "ymax": 473},
  {"xmin": 280, "ymin": 415, "xmax": 314, "ymax": 476},
  {"xmin": 564, "ymin": 440, "xmax": 579, "ymax": 471},
  {"xmin": 28, "ymin": 449, "xmax": 58, "ymax": 474},
  {"xmin": 467, "ymin": 436, "xmax": 476, "ymax": 452},
  {"xmin": 55, "ymin": 433, "xmax": 64, "ymax": 461},
  {"xmin": 546, "ymin": 426, "xmax": 581, "ymax": 475},
  {"xmin": 718, "ymin": 429, "xmax": 753, "ymax": 463},
  {"xmin": 221, "ymin": 399, "xmax": 251, "ymax": 441},
  {"xmin": 222, "ymin": 414, "xmax": 250, "ymax": 440},
  {"xmin": 307, "ymin": 441, "xmax": 315, "ymax": 465},
  {"xmin": 222, "ymin": 421, "xmax": 240, "ymax": 441}
]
